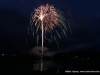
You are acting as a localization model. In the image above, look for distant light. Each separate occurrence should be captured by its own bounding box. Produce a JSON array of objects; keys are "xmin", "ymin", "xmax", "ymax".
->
[
  {"xmin": 9, "ymin": 54, "xmax": 11, "ymax": 55},
  {"xmin": 88, "ymin": 58, "xmax": 89, "ymax": 59},
  {"xmin": 76, "ymin": 56, "xmax": 78, "ymax": 57},
  {"xmin": 2, "ymin": 54, "xmax": 4, "ymax": 56},
  {"xmin": 82, "ymin": 58, "xmax": 83, "ymax": 59}
]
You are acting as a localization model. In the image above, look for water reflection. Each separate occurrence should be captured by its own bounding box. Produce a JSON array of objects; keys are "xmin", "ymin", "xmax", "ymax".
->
[
  {"xmin": 32, "ymin": 58, "xmax": 63, "ymax": 72},
  {"xmin": 31, "ymin": 58, "xmax": 100, "ymax": 72},
  {"xmin": 1, "ymin": 56, "xmax": 100, "ymax": 72}
]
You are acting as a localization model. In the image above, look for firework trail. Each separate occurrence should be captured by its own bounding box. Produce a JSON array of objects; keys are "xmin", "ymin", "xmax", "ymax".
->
[{"xmin": 29, "ymin": 3, "xmax": 71, "ymax": 54}]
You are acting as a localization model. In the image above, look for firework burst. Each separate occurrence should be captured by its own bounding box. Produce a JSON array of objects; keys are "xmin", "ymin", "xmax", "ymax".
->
[
  {"xmin": 31, "ymin": 3, "xmax": 66, "ymax": 33},
  {"xmin": 29, "ymin": 3, "xmax": 71, "ymax": 54}
]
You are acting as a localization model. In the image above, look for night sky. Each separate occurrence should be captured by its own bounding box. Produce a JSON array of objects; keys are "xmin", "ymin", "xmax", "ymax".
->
[{"xmin": 0, "ymin": 0, "xmax": 100, "ymax": 53}]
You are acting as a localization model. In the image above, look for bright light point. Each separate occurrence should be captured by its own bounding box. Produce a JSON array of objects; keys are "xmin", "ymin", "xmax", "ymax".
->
[
  {"xmin": 2, "ymin": 54, "xmax": 4, "ymax": 56},
  {"xmin": 40, "ymin": 15, "xmax": 43, "ymax": 20}
]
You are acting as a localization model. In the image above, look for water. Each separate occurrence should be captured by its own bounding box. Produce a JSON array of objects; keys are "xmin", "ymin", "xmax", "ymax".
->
[{"xmin": 0, "ymin": 57, "xmax": 100, "ymax": 73}]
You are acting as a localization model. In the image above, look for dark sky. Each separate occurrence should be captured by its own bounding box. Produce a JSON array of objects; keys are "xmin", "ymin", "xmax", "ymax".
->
[{"xmin": 0, "ymin": 0, "xmax": 100, "ymax": 53}]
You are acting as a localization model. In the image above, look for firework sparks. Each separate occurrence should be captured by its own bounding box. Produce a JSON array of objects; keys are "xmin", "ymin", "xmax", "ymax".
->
[
  {"xmin": 31, "ymin": 3, "xmax": 65, "ymax": 33},
  {"xmin": 30, "ymin": 3, "xmax": 71, "ymax": 54}
]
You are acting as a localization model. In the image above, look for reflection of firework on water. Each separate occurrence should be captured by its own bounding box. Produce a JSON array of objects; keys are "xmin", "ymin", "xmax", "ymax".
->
[{"xmin": 29, "ymin": 3, "xmax": 71, "ymax": 48}]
